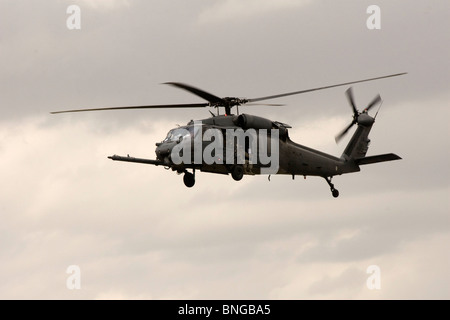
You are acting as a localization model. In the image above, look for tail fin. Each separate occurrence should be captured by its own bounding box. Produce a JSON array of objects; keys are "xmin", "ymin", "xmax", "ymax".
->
[
  {"xmin": 340, "ymin": 123, "xmax": 402, "ymax": 165},
  {"xmin": 341, "ymin": 122, "xmax": 373, "ymax": 160},
  {"xmin": 337, "ymin": 88, "xmax": 402, "ymax": 165}
]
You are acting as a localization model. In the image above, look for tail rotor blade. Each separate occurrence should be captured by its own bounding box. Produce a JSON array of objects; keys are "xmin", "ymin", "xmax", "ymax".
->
[
  {"xmin": 345, "ymin": 87, "xmax": 358, "ymax": 115},
  {"xmin": 335, "ymin": 121, "xmax": 356, "ymax": 143},
  {"xmin": 363, "ymin": 94, "xmax": 382, "ymax": 113}
]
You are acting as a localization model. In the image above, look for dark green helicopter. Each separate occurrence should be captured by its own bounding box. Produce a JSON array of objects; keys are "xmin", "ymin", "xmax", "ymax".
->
[{"xmin": 52, "ymin": 72, "xmax": 406, "ymax": 197}]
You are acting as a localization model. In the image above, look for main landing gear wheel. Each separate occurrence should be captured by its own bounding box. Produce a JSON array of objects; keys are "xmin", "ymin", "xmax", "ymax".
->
[
  {"xmin": 183, "ymin": 171, "xmax": 195, "ymax": 188},
  {"xmin": 231, "ymin": 165, "xmax": 244, "ymax": 181},
  {"xmin": 324, "ymin": 176, "xmax": 339, "ymax": 198},
  {"xmin": 331, "ymin": 189, "xmax": 339, "ymax": 198}
]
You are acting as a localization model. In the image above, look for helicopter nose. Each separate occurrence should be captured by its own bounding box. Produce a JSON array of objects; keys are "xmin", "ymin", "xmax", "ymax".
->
[{"xmin": 155, "ymin": 142, "xmax": 173, "ymax": 159}]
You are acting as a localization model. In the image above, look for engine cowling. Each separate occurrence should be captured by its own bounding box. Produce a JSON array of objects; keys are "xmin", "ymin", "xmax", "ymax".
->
[{"xmin": 234, "ymin": 114, "xmax": 273, "ymax": 130}]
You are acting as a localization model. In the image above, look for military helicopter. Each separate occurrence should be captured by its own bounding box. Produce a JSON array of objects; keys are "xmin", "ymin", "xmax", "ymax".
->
[{"xmin": 51, "ymin": 72, "xmax": 406, "ymax": 197}]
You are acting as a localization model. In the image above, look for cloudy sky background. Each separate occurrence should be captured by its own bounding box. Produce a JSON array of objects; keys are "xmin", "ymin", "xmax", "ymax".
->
[{"xmin": 0, "ymin": 0, "xmax": 449, "ymax": 299}]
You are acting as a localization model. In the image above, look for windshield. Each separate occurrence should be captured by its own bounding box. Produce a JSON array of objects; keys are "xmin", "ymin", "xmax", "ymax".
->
[{"xmin": 163, "ymin": 125, "xmax": 200, "ymax": 142}]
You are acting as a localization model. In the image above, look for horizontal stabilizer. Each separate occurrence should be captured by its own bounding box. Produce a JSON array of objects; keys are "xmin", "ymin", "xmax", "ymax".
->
[{"xmin": 355, "ymin": 153, "xmax": 402, "ymax": 165}]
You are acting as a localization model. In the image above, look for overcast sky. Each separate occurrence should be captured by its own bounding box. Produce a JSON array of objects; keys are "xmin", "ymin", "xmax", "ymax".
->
[{"xmin": 0, "ymin": 0, "xmax": 449, "ymax": 299}]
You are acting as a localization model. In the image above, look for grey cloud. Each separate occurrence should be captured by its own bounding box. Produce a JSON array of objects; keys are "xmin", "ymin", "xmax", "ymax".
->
[{"xmin": 0, "ymin": 0, "xmax": 449, "ymax": 299}]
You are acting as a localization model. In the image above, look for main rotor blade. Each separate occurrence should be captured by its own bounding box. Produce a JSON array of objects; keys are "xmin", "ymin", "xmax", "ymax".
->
[
  {"xmin": 247, "ymin": 72, "xmax": 407, "ymax": 103},
  {"xmin": 363, "ymin": 94, "xmax": 382, "ymax": 113},
  {"xmin": 345, "ymin": 87, "xmax": 358, "ymax": 115},
  {"xmin": 163, "ymin": 82, "xmax": 225, "ymax": 104},
  {"xmin": 50, "ymin": 103, "xmax": 209, "ymax": 114},
  {"xmin": 245, "ymin": 103, "xmax": 285, "ymax": 106}
]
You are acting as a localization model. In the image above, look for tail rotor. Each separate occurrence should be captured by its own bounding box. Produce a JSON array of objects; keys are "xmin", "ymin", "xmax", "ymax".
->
[{"xmin": 335, "ymin": 87, "xmax": 382, "ymax": 143}]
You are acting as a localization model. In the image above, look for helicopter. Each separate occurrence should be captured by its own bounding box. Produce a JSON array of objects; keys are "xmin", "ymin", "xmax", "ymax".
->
[{"xmin": 51, "ymin": 72, "xmax": 406, "ymax": 197}]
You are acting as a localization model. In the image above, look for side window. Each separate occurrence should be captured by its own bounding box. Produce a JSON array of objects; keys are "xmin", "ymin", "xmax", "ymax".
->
[{"xmin": 193, "ymin": 124, "xmax": 202, "ymax": 138}]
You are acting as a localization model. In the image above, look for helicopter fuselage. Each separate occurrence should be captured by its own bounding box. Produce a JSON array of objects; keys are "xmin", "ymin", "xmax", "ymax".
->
[{"xmin": 153, "ymin": 114, "xmax": 360, "ymax": 179}]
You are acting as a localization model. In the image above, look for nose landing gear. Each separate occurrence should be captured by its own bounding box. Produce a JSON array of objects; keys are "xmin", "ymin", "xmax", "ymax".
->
[{"xmin": 324, "ymin": 176, "xmax": 339, "ymax": 198}]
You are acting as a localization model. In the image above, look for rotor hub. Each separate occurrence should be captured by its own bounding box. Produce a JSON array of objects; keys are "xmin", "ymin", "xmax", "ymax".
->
[{"xmin": 356, "ymin": 113, "xmax": 375, "ymax": 126}]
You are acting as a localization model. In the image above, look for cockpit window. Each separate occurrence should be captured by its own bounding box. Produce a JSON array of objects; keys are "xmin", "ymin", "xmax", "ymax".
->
[{"xmin": 163, "ymin": 125, "xmax": 200, "ymax": 142}]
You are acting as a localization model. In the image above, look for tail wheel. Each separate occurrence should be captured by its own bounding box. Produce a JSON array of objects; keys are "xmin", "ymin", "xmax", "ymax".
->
[
  {"xmin": 332, "ymin": 189, "xmax": 339, "ymax": 198},
  {"xmin": 324, "ymin": 176, "xmax": 340, "ymax": 198}
]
